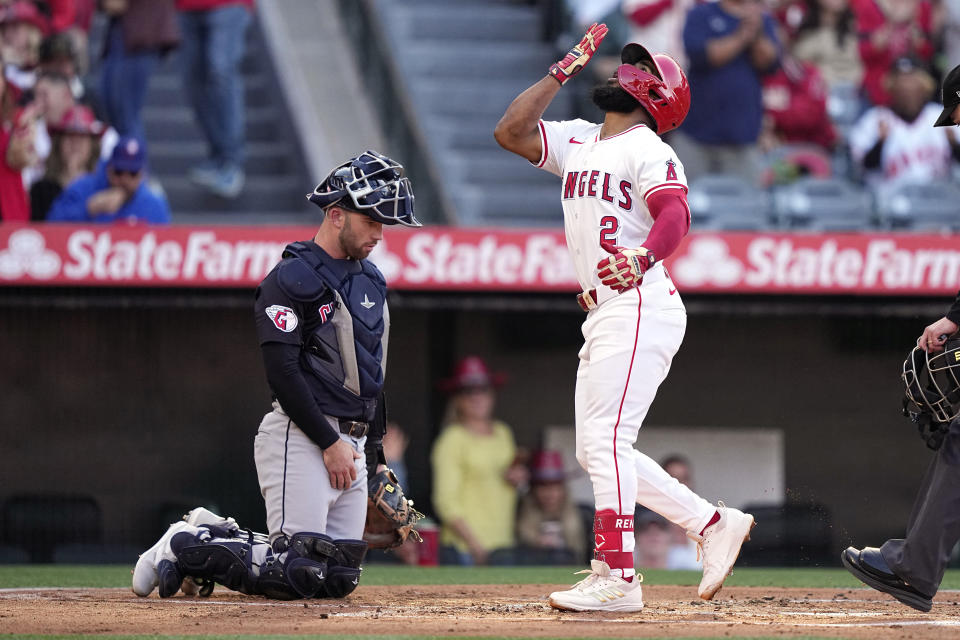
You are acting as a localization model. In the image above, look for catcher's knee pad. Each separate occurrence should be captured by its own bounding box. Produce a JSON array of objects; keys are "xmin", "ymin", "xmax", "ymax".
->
[
  {"xmin": 156, "ymin": 559, "xmax": 183, "ymax": 599},
  {"xmin": 317, "ymin": 539, "xmax": 368, "ymax": 599},
  {"xmin": 282, "ymin": 532, "xmax": 337, "ymax": 598},
  {"xmin": 174, "ymin": 536, "xmax": 259, "ymax": 596},
  {"xmin": 254, "ymin": 554, "xmax": 301, "ymax": 601}
]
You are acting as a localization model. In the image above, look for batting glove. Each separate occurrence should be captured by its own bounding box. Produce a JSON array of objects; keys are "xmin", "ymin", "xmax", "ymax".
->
[
  {"xmin": 548, "ymin": 23, "xmax": 608, "ymax": 86},
  {"xmin": 597, "ymin": 241, "xmax": 655, "ymax": 292}
]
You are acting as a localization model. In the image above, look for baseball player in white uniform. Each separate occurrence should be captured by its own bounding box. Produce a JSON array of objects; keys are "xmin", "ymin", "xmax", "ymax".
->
[{"xmin": 495, "ymin": 24, "xmax": 755, "ymax": 612}]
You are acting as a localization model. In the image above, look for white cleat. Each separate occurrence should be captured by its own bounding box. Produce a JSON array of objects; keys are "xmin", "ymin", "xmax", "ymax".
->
[
  {"xmin": 183, "ymin": 506, "xmax": 237, "ymax": 529},
  {"xmin": 548, "ymin": 560, "xmax": 644, "ymax": 612},
  {"xmin": 131, "ymin": 521, "xmax": 198, "ymax": 597},
  {"xmin": 690, "ymin": 502, "xmax": 755, "ymax": 600}
]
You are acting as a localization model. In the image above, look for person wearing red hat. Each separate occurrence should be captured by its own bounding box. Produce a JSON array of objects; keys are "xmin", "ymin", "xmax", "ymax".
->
[
  {"xmin": 0, "ymin": 1, "xmax": 50, "ymax": 88},
  {"xmin": 30, "ymin": 103, "xmax": 103, "ymax": 220},
  {"xmin": 515, "ymin": 450, "xmax": 586, "ymax": 562},
  {"xmin": 431, "ymin": 356, "xmax": 528, "ymax": 566}
]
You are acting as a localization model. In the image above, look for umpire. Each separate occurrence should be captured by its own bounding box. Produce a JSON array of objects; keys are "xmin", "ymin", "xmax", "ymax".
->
[{"xmin": 843, "ymin": 66, "xmax": 960, "ymax": 612}]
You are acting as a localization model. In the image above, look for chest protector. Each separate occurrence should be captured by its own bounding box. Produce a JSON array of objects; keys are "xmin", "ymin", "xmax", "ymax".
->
[{"xmin": 277, "ymin": 242, "xmax": 389, "ymax": 421}]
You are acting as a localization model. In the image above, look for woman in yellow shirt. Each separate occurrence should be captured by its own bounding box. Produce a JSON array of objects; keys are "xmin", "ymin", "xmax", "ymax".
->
[{"xmin": 431, "ymin": 356, "xmax": 528, "ymax": 565}]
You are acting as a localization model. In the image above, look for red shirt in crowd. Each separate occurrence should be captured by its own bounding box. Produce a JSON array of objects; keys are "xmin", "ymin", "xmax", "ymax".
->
[
  {"xmin": 853, "ymin": 0, "xmax": 934, "ymax": 106},
  {"xmin": 763, "ymin": 59, "xmax": 838, "ymax": 150},
  {"xmin": 0, "ymin": 112, "xmax": 31, "ymax": 223}
]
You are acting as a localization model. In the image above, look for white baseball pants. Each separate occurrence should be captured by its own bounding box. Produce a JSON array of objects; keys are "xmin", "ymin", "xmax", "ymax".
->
[{"xmin": 574, "ymin": 266, "xmax": 716, "ymax": 576}]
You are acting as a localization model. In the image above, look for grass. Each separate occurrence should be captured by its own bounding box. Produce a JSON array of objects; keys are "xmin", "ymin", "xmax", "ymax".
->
[{"xmin": 2, "ymin": 563, "xmax": 959, "ymax": 590}]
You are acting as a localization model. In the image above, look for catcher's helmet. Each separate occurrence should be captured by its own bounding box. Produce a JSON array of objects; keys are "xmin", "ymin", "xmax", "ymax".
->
[
  {"xmin": 902, "ymin": 338, "xmax": 960, "ymax": 424},
  {"xmin": 308, "ymin": 150, "xmax": 421, "ymax": 227},
  {"xmin": 617, "ymin": 43, "xmax": 690, "ymax": 134}
]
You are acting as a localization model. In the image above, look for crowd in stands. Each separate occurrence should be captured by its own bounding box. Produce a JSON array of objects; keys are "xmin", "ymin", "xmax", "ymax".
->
[
  {"xmin": 568, "ymin": 0, "xmax": 960, "ymax": 225},
  {"xmin": 0, "ymin": 0, "xmax": 253, "ymax": 225},
  {"xmin": 367, "ymin": 355, "xmax": 706, "ymax": 569}
]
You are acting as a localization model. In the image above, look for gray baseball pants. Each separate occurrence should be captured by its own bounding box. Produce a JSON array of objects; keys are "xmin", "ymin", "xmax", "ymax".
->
[{"xmin": 254, "ymin": 401, "xmax": 368, "ymax": 544}]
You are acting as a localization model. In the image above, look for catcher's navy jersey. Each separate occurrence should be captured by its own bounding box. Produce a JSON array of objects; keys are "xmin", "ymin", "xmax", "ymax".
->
[{"xmin": 254, "ymin": 241, "xmax": 389, "ymax": 421}]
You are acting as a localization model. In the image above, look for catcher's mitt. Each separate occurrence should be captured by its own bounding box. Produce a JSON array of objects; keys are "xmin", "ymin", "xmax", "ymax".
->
[{"xmin": 363, "ymin": 468, "xmax": 423, "ymax": 549}]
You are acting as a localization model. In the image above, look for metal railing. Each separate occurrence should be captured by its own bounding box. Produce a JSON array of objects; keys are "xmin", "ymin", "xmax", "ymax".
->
[{"xmin": 336, "ymin": 0, "xmax": 458, "ymax": 225}]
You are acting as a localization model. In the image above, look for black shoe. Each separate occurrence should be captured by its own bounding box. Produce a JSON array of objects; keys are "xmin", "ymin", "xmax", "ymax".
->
[{"xmin": 841, "ymin": 546, "xmax": 933, "ymax": 612}]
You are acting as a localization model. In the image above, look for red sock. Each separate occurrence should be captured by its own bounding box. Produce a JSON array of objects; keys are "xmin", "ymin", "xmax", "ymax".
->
[{"xmin": 699, "ymin": 510, "xmax": 721, "ymax": 536}]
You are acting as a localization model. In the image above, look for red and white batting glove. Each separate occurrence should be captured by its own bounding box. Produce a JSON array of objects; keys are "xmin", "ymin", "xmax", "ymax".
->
[
  {"xmin": 548, "ymin": 23, "xmax": 608, "ymax": 86},
  {"xmin": 597, "ymin": 241, "xmax": 655, "ymax": 292}
]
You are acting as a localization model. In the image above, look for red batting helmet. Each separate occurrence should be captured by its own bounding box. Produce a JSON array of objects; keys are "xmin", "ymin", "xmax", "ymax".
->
[{"xmin": 617, "ymin": 43, "xmax": 690, "ymax": 134}]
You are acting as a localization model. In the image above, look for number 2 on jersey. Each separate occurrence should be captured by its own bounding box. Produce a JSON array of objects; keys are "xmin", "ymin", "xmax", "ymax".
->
[{"xmin": 599, "ymin": 215, "xmax": 620, "ymax": 245}]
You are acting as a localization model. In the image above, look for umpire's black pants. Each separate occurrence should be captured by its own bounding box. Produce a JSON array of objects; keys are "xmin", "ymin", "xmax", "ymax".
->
[{"xmin": 881, "ymin": 417, "xmax": 960, "ymax": 596}]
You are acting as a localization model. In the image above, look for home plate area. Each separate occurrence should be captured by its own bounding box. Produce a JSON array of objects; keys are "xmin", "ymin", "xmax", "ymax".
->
[{"xmin": 2, "ymin": 585, "xmax": 960, "ymax": 638}]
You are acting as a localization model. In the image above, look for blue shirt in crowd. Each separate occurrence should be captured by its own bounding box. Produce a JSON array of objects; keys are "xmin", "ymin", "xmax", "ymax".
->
[
  {"xmin": 681, "ymin": 2, "xmax": 780, "ymax": 145},
  {"xmin": 47, "ymin": 163, "xmax": 171, "ymax": 224}
]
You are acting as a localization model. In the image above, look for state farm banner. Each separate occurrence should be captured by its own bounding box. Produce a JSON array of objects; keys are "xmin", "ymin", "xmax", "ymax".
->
[{"xmin": 0, "ymin": 223, "xmax": 958, "ymax": 295}]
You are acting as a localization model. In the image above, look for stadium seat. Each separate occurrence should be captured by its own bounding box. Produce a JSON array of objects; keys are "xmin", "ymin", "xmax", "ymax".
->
[
  {"xmin": 874, "ymin": 180, "xmax": 960, "ymax": 231},
  {"xmin": 759, "ymin": 144, "xmax": 833, "ymax": 187},
  {"xmin": 687, "ymin": 175, "xmax": 774, "ymax": 230},
  {"xmin": 737, "ymin": 503, "xmax": 834, "ymax": 567},
  {"xmin": 772, "ymin": 177, "xmax": 873, "ymax": 230},
  {"xmin": 2, "ymin": 494, "xmax": 102, "ymax": 563}
]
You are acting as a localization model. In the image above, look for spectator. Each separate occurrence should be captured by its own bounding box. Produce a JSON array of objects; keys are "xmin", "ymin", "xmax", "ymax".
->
[
  {"xmin": 0, "ymin": 64, "xmax": 36, "ymax": 222},
  {"xmin": 100, "ymin": 0, "xmax": 179, "ymax": 142},
  {"xmin": 37, "ymin": 31, "xmax": 83, "ymax": 99},
  {"xmin": 854, "ymin": 0, "xmax": 935, "ymax": 107},
  {"xmin": 633, "ymin": 509, "xmax": 674, "ymax": 569},
  {"xmin": 673, "ymin": 0, "xmax": 781, "ymax": 183},
  {"xmin": 792, "ymin": 0, "xmax": 863, "ymax": 92},
  {"xmin": 30, "ymin": 104, "xmax": 103, "ymax": 220},
  {"xmin": 380, "ymin": 420, "xmax": 419, "ymax": 566},
  {"xmin": 761, "ymin": 54, "xmax": 838, "ymax": 152},
  {"xmin": 659, "ymin": 454, "xmax": 703, "ymax": 570},
  {"xmin": 848, "ymin": 57, "xmax": 959, "ymax": 193},
  {"xmin": 177, "ymin": 0, "xmax": 253, "ymax": 199},
  {"xmin": 431, "ymin": 356, "xmax": 528, "ymax": 565},
  {"xmin": 516, "ymin": 449, "xmax": 586, "ymax": 561},
  {"xmin": 382, "ymin": 420, "xmax": 410, "ymax": 490},
  {"xmin": 0, "ymin": 1, "xmax": 50, "ymax": 91},
  {"xmin": 946, "ymin": 0, "xmax": 960, "ymax": 74},
  {"xmin": 47, "ymin": 135, "xmax": 171, "ymax": 223},
  {"xmin": 622, "ymin": 0, "xmax": 694, "ymax": 66},
  {"xmin": 27, "ymin": 69, "xmax": 74, "ymax": 186}
]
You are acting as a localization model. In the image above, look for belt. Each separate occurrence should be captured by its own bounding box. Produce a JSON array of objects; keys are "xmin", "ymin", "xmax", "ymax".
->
[
  {"xmin": 576, "ymin": 264, "xmax": 668, "ymax": 312},
  {"xmin": 338, "ymin": 419, "xmax": 369, "ymax": 439}
]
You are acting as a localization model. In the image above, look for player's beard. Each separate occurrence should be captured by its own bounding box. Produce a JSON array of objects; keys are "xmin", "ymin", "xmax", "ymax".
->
[
  {"xmin": 591, "ymin": 82, "xmax": 641, "ymax": 114},
  {"xmin": 338, "ymin": 214, "xmax": 374, "ymax": 260}
]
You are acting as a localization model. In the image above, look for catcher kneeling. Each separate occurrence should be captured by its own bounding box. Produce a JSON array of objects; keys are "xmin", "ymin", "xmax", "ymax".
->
[
  {"xmin": 131, "ymin": 467, "xmax": 420, "ymax": 600},
  {"xmin": 132, "ymin": 153, "xmax": 423, "ymax": 600}
]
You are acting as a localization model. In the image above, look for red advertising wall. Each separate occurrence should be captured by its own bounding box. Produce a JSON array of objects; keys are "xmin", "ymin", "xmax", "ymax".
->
[{"xmin": 1, "ymin": 223, "xmax": 958, "ymax": 295}]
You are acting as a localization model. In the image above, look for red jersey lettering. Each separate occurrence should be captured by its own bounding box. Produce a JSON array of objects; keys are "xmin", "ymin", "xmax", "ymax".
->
[
  {"xmin": 618, "ymin": 180, "xmax": 633, "ymax": 210},
  {"xmin": 563, "ymin": 171, "xmax": 579, "ymax": 199},
  {"xmin": 587, "ymin": 170, "xmax": 599, "ymax": 197}
]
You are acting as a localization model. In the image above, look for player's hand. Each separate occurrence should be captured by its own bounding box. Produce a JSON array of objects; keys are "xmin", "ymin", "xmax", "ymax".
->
[
  {"xmin": 597, "ymin": 241, "xmax": 655, "ymax": 292},
  {"xmin": 323, "ymin": 439, "xmax": 362, "ymax": 490},
  {"xmin": 548, "ymin": 23, "xmax": 608, "ymax": 86},
  {"xmin": 918, "ymin": 317, "xmax": 958, "ymax": 353}
]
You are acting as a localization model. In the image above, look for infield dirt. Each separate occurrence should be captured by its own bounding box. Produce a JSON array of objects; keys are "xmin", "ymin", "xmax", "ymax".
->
[{"xmin": 2, "ymin": 584, "xmax": 959, "ymax": 638}]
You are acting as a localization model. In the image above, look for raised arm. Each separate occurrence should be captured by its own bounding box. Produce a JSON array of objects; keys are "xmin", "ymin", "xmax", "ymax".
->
[{"xmin": 494, "ymin": 23, "xmax": 608, "ymax": 163}]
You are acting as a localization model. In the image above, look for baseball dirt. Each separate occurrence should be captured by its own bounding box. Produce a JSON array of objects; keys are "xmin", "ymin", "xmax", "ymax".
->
[{"xmin": 2, "ymin": 584, "xmax": 959, "ymax": 638}]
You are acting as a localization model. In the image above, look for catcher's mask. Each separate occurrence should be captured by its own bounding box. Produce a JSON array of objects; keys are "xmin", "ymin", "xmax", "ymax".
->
[
  {"xmin": 902, "ymin": 338, "xmax": 960, "ymax": 424},
  {"xmin": 616, "ymin": 43, "xmax": 690, "ymax": 134},
  {"xmin": 308, "ymin": 150, "xmax": 421, "ymax": 227}
]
